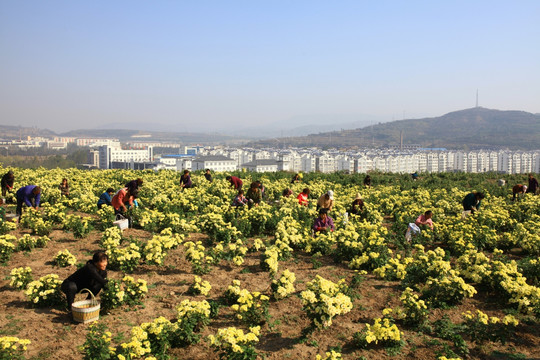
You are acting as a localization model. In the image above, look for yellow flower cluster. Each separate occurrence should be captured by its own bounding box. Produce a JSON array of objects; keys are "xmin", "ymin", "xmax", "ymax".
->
[
  {"xmin": 271, "ymin": 269, "xmax": 296, "ymax": 300},
  {"xmin": 117, "ymin": 325, "xmax": 152, "ymax": 359},
  {"xmin": 184, "ymin": 241, "xmax": 214, "ymax": 274},
  {"xmin": 64, "ymin": 214, "xmax": 93, "ymax": 238},
  {"xmin": 315, "ymin": 350, "xmax": 342, "ymax": 360},
  {"xmin": 462, "ymin": 310, "xmax": 519, "ymax": 327},
  {"xmin": 490, "ymin": 260, "xmax": 540, "ymax": 314},
  {"xmin": 100, "ymin": 226, "xmax": 123, "ymax": 249},
  {"xmin": 373, "ymin": 254, "xmax": 413, "ymax": 280},
  {"xmin": 362, "ymin": 317, "xmax": 402, "ymax": 345},
  {"xmin": 122, "ymin": 275, "xmax": 148, "ymax": 301},
  {"xmin": 456, "ymin": 248, "xmax": 492, "ymax": 283},
  {"xmin": 301, "ymin": 275, "xmax": 352, "ymax": 329},
  {"xmin": 143, "ymin": 228, "xmax": 184, "ymax": 265},
  {"xmin": 54, "ymin": 249, "xmax": 77, "ymax": 267},
  {"xmin": 198, "ymin": 211, "xmax": 241, "ymax": 244},
  {"xmin": 0, "ymin": 235, "xmax": 16, "ymax": 263},
  {"xmin": 275, "ymin": 216, "xmax": 307, "ymax": 249},
  {"xmin": 225, "ymin": 279, "xmax": 243, "ymax": 303},
  {"xmin": 0, "ymin": 336, "xmax": 31, "ymax": 355},
  {"xmin": 17, "ymin": 234, "xmax": 49, "ymax": 251},
  {"xmin": 176, "ymin": 299, "xmax": 211, "ymax": 321},
  {"xmin": 423, "ymin": 269, "xmax": 477, "ymax": 306},
  {"xmin": 230, "ymin": 289, "xmax": 270, "ymax": 325},
  {"xmin": 261, "ymin": 246, "xmax": 279, "ymax": 276},
  {"xmin": 106, "ymin": 243, "xmax": 142, "ymax": 273},
  {"xmin": 397, "ymin": 287, "xmax": 429, "ymax": 325},
  {"xmin": 24, "ymin": 273, "xmax": 63, "ymax": 306},
  {"xmin": 207, "ymin": 326, "xmax": 260, "ymax": 356},
  {"xmin": 9, "ymin": 266, "xmax": 33, "ymax": 290},
  {"xmin": 189, "ymin": 275, "xmax": 212, "ymax": 296}
]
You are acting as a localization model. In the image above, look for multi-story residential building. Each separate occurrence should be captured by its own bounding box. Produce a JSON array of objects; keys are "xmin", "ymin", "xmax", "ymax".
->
[
  {"xmin": 301, "ymin": 154, "xmax": 316, "ymax": 172},
  {"xmin": 192, "ymin": 155, "xmax": 236, "ymax": 172},
  {"xmin": 98, "ymin": 145, "xmax": 153, "ymax": 169},
  {"xmin": 77, "ymin": 138, "xmax": 120, "ymax": 147},
  {"xmin": 242, "ymin": 159, "xmax": 279, "ymax": 172}
]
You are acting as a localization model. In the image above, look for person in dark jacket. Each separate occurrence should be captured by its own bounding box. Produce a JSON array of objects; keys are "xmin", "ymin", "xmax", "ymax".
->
[
  {"xmin": 246, "ymin": 182, "xmax": 262, "ymax": 208},
  {"xmin": 204, "ymin": 169, "xmax": 213, "ymax": 182},
  {"xmin": 226, "ymin": 176, "xmax": 243, "ymax": 191},
  {"xmin": 1, "ymin": 170, "xmax": 14, "ymax": 197},
  {"xmin": 15, "ymin": 185, "xmax": 41, "ymax": 216},
  {"xmin": 363, "ymin": 175, "xmax": 372, "ymax": 187},
  {"xmin": 125, "ymin": 178, "xmax": 143, "ymax": 193},
  {"xmin": 462, "ymin": 192, "xmax": 484, "ymax": 214},
  {"xmin": 97, "ymin": 188, "xmax": 115, "ymax": 209},
  {"xmin": 350, "ymin": 193, "xmax": 364, "ymax": 215},
  {"xmin": 291, "ymin": 173, "xmax": 301, "ymax": 184},
  {"xmin": 180, "ymin": 170, "xmax": 192, "ymax": 190},
  {"xmin": 61, "ymin": 251, "xmax": 108, "ymax": 311},
  {"xmin": 527, "ymin": 174, "xmax": 538, "ymax": 195}
]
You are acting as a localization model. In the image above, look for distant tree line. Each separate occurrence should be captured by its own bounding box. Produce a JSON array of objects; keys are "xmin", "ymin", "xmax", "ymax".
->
[{"xmin": 0, "ymin": 144, "xmax": 88, "ymax": 169}]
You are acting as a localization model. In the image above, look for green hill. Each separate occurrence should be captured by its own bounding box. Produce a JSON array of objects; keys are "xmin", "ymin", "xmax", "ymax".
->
[{"xmin": 250, "ymin": 107, "xmax": 540, "ymax": 150}]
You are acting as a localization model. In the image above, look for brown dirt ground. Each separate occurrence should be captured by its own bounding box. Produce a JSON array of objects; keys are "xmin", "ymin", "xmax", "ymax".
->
[{"xmin": 1, "ymin": 225, "xmax": 539, "ymax": 360}]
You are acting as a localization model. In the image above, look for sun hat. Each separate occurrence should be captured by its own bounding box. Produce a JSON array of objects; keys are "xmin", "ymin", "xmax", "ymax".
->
[
  {"xmin": 355, "ymin": 193, "xmax": 362, "ymax": 200},
  {"xmin": 327, "ymin": 190, "xmax": 334, "ymax": 200},
  {"xmin": 523, "ymin": 185, "xmax": 527, "ymax": 191}
]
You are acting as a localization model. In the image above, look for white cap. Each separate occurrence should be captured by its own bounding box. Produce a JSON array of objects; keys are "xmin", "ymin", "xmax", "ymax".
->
[{"xmin": 327, "ymin": 190, "xmax": 334, "ymax": 200}]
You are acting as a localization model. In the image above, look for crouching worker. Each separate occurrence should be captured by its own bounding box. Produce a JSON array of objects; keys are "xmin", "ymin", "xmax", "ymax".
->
[
  {"xmin": 16, "ymin": 185, "xmax": 41, "ymax": 217},
  {"xmin": 97, "ymin": 188, "xmax": 115, "ymax": 210},
  {"xmin": 512, "ymin": 184, "xmax": 527, "ymax": 201},
  {"xmin": 61, "ymin": 251, "xmax": 108, "ymax": 311},
  {"xmin": 313, "ymin": 208, "xmax": 335, "ymax": 235}
]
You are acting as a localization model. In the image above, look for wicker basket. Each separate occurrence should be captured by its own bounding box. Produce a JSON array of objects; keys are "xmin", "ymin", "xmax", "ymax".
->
[{"xmin": 72, "ymin": 288, "xmax": 100, "ymax": 324}]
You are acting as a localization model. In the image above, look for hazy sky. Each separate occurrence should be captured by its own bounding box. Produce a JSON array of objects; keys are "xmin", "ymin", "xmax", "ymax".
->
[{"xmin": 1, "ymin": 1, "xmax": 539, "ymax": 133}]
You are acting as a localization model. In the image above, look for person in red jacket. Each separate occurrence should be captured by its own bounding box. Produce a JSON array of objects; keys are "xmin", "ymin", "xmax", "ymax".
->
[
  {"xmin": 297, "ymin": 188, "xmax": 310, "ymax": 206},
  {"xmin": 111, "ymin": 188, "xmax": 133, "ymax": 216},
  {"xmin": 226, "ymin": 176, "xmax": 243, "ymax": 191}
]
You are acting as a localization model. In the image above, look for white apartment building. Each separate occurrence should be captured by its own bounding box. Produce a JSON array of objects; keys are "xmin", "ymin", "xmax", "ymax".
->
[
  {"xmin": 192, "ymin": 155, "xmax": 236, "ymax": 172},
  {"xmin": 77, "ymin": 138, "xmax": 120, "ymax": 147},
  {"xmin": 301, "ymin": 154, "xmax": 316, "ymax": 172},
  {"xmin": 467, "ymin": 152, "xmax": 478, "ymax": 173},
  {"xmin": 242, "ymin": 159, "xmax": 279, "ymax": 173},
  {"xmin": 336, "ymin": 155, "xmax": 355, "ymax": 173},
  {"xmin": 98, "ymin": 145, "xmax": 153, "ymax": 169},
  {"xmin": 316, "ymin": 153, "xmax": 337, "ymax": 173}
]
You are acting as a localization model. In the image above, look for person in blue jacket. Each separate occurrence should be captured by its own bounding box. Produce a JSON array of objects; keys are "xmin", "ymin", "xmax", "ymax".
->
[
  {"xmin": 97, "ymin": 188, "xmax": 114, "ymax": 210},
  {"xmin": 16, "ymin": 185, "xmax": 41, "ymax": 216}
]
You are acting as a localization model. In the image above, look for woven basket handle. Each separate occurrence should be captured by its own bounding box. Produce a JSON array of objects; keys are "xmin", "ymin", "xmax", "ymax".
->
[
  {"xmin": 78, "ymin": 288, "xmax": 96, "ymax": 301},
  {"xmin": 116, "ymin": 214, "xmax": 126, "ymax": 221}
]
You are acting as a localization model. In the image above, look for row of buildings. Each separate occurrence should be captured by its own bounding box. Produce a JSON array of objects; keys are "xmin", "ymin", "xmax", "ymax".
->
[{"xmin": 90, "ymin": 143, "xmax": 540, "ymax": 174}]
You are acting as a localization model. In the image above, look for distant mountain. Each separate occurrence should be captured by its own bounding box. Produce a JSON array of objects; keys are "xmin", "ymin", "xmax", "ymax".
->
[
  {"xmin": 248, "ymin": 108, "xmax": 540, "ymax": 150},
  {"xmin": 60, "ymin": 129, "xmax": 249, "ymax": 145},
  {"xmin": 0, "ymin": 124, "xmax": 56, "ymax": 139},
  {"xmin": 216, "ymin": 113, "xmax": 385, "ymax": 138},
  {"xmin": 0, "ymin": 124, "xmax": 252, "ymax": 145}
]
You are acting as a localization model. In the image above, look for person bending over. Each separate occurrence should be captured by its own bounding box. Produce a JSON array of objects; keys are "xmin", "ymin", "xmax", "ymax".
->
[{"xmin": 61, "ymin": 251, "xmax": 108, "ymax": 311}]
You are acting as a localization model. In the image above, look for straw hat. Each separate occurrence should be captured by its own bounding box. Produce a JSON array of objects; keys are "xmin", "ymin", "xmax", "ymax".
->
[{"xmin": 354, "ymin": 193, "xmax": 362, "ymax": 200}]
